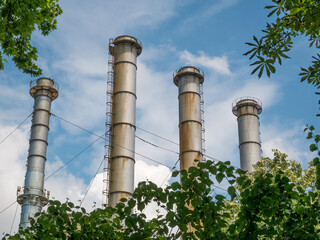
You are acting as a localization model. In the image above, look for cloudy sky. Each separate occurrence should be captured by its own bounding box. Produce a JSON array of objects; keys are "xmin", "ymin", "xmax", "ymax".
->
[{"xmin": 0, "ymin": 0, "xmax": 319, "ymax": 234}]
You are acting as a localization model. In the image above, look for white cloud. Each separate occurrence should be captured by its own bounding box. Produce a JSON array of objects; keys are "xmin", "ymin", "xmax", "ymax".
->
[
  {"xmin": 179, "ymin": 50, "xmax": 231, "ymax": 75},
  {"xmin": 135, "ymin": 62, "xmax": 180, "ymax": 168},
  {"xmin": 261, "ymin": 122, "xmax": 314, "ymax": 166},
  {"xmin": 0, "ymin": 125, "xmax": 29, "ymax": 234},
  {"xmin": 134, "ymin": 160, "xmax": 172, "ymax": 220},
  {"xmin": 35, "ymin": 0, "xmax": 179, "ymax": 79},
  {"xmin": 0, "ymin": 83, "xmax": 32, "ymax": 124},
  {"xmin": 52, "ymin": 77, "xmax": 106, "ymax": 134},
  {"xmin": 135, "ymin": 160, "xmax": 172, "ymax": 187}
]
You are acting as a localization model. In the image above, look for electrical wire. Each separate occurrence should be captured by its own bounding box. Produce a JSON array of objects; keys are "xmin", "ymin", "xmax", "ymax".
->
[
  {"xmin": 136, "ymin": 126, "xmax": 179, "ymax": 146},
  {"xmin": 121, "ymin": 143, "xmax": 173, "ymax": 169},
  {"xmin": 50, "ymin": 113, "xmax": 241, "ymax": 186},
  {"xmin": 0, "ymin": 201, "xmax": 16, "ymax": 215},
  {"xmin": 212, "ymin": 184, "xmax": 228, "ymax": 193},
  {"xmin": 51, "ymin": 113, "xmax": 102, "ymax": 139},
  {"xmin": 134, "ymin": 123, "xmax": 242, "ymax": 172},
  {"xmin": 45, "ymin": 133, "xmax": 105, "ymax": 181},
  {"xmin": 160, "ymin": 158, "xmax": 180, "ymax": 188},
  {"xmin": 80, "ymin": 157, "xmax": 105, "ymax": 207},
  {"xmin": 51, "ymin": 113, "xmax": 173, "ymax": 169},
  {"xmin": 136, "ymin": 127, "xmax": 242, "ymax": 172},
  {"xmin": 9, "ymin": 203, "xmax": 19, "ymax": 234},
  {"xmin": 51, "ymin": 112, "xmax": 239, "ymax": 171},
  {"xmin": 0, "ymin": 112, "xmax": 33, "ymax": 146},
  {"xmin": 135, "ymin": 125, "xmax": 242, "ymax": 172},
  {"xmin": 135, "ymin": 135, "xmax": 179, "ymax": 155}
]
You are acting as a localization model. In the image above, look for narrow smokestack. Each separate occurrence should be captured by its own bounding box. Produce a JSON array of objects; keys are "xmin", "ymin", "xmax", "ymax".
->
[
  {"xmin": 232, "ymin": 97, "xmax": 262, "ymax": 171},
  {"xmin": 174, "ymin": 66, "xmax": 204, "ymax": 171},
  {"xmin": 108, "ymin": 35, "xmax": 142, "ymax": 207},
  {"xmin": 17, "ymin": 78, "xmax": 58, "ymax": 228}
]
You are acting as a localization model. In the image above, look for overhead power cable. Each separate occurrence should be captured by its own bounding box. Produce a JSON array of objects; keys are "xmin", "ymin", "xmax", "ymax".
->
[
  {"xmin": 160, "ymin": 158, "xmax": 180, "ymax": 187},
  {"xmin": 45, "ymin": 133, "xmax": 106, "ymax": 181},
  {"xmin": 0, "ymin": 201, "xmax": 16, "ymax": 215},
  {"xmin": 136, "ymin": 124, "xmax": 243, "ymax": 171},
  {"xmin": 120, "ymin": 142, "xmax": 173, "ymax": 169},
  {"xmin": 0, "ymin": 111, "xmax": 33, "ymax": 146},
  {"xmin": 135, "ymin": 127, "xmax": 242, "ymax": 172},
  {"xmin": 10, "ymin": 203, "xmax": 19, "ymax": 234},
  {"xmin": 136, "ymin": 126, "xmax": 179, "ymax": 146},
  {"xmin": 51, "ymin": 113, "xmax": 241, "ymax": 174},
  {"xmin": 136, "ymin": 135, "xmax": 179, "ymax": 155},
  {"xmin": 212, "ymin": 184, "xmax": 229, "ymax": 193},
  {"xmin": 51, "ymin": 113, "xmax": 174, "ymax": 169},
  {"xmin": 51, "ymin": 113, "xmax": 102, "ymax": 139},
  {"xmin": 80, "ymin": 157, "xmax": 105, "ymax": 207}
]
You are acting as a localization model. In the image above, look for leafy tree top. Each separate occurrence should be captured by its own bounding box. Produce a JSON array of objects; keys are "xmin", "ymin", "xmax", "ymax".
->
[
  {"xmin": 244, "ymin": 0, "xmax": 320, "ymax": 87},
  {"xmin": 0, "ymin": 0, "xmax": 62, "ymax": 76}
]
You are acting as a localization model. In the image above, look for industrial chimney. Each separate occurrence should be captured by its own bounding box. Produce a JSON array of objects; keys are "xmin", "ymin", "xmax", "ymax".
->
[
  {"xmin": 107, "ymin": 35, "xmax": 142, "ymax": 207},
  {"xmin": 173, "ymin": 66, "xmax": 204, "ymax": 172},
  {"xmin": 232, "ymin": 97, "xmax": 262, "ymax": 172},
  {"xmin": 17, "ymin": 78, "xmax": 58, "ymax": 228}
]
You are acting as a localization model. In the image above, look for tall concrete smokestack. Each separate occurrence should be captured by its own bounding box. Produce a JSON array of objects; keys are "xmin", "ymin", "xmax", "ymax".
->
[
  {"xmin": 174, "ymin": 66, "xmax": 204, "ymax": 172},
  {"xmin": 232, "ymin": 97, "xmax": 262, "ymax": 172},
  {"xmin": 108, "ymin": 35, "xmax": 142, "ymax": 207},
  {"xmin": 17, "ymin": 78, "xmax": 58, "ymax": 228}
]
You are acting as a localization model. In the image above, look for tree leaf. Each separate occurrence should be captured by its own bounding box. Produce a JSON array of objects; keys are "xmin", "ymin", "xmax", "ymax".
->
[{"xmin": 216, "ymin": 173, "xmax": 224, "ymax": 183}]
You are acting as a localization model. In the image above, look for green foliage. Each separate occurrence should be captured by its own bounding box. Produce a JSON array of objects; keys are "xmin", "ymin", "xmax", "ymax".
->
[
  {"xmin": 231, "ymin": 152, "xmax": 320, "ymax": 239},
  {"xmin": 4, "ymin": 131, "xmax": 320, "ymax": 239},
  {"xmin": 244, "ymin": 0, "xmax": 320, "ymax": 87},
  {"xmin": 4, "ymin": 199, "xmax": 123, "ymax": 239},
  {"xmin": 0, "ymin": 0, "xmax": 62, "ymax": 76},
  {"xmin": 305, "ymin": 125, "xmax": 320, "ymax": 189}
]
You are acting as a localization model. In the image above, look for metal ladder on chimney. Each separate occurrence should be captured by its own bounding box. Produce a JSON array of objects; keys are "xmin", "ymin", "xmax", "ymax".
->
[
  {"xmin": 200, "ymin": 83, "xmax": 206, "ymax": 160},
  {"xmin": 102, "ymin": 40, "xmax": 114, "ymax": 207}
]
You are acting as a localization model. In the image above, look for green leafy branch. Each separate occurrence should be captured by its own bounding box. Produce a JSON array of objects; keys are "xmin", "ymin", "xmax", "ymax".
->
[
  {"xmin": 0, "ymin": 0, "xmax": 62, "ymax": 76},
  {"xmin": 304, "ymin": 125, "xmax": 320, "ymax": 189},
  {"xmin": 244, "ymin": 0, "xmax": 320, "ymax": 87}
]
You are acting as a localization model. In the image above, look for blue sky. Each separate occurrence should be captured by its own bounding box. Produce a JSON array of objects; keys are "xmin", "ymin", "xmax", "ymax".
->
[{"xmin": 0, "ymin": 0, "xmax": 319, "ymax": 234}]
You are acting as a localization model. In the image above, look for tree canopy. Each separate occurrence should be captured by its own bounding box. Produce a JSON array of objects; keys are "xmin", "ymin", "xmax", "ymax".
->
[
  {"xmin": 0, "ymin": 0, "xmax": 62, "ymax": 76},
  {"xmin": 244, "ymin": 0, "xmax": 320, "ymax": 88}
]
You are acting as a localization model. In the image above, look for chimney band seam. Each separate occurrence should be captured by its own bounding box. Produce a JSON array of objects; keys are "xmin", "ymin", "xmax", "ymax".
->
[
  {"xmin": 239, "ymin": 141, "xmax": 261, "ymax": 147},
  {"xmin": 110, "ymin": 156, "xmax": 135, "ymax": 163},
  {"xmin": 27, "ymin": 154, "xmax": 47, "ymax": 160},
  {"xmin": 108, "ymin": 190, "xmax": 132, "ymax": 195},
  {"xmin": 179, "ymin": 120, "xmax": 202, "ymax": 126},
  {"xmin": 178, "ymin": 91, "xmax": 201, "ymax": 98},
  {"xmin": 112, "ymin": 122, "xmax": 136, "ymax": 129},
  {"xmin": 237, "ymin": 113, "xmax": 260, "ymax": 119},
  {"xmin": 114, "ymin": 60, "xmax": 137, "ymax": 69},
  {"xmin": 31, "ymin": 123, "xmax": 50, "ymax": 130},
  {"xmin": 113, "ymin": 91, "xmax": 137, "ymax": 99},
  {"xmin": 33, "ymin": 108, "xmax": 51, "ymax": 113},
  {"xmin": 180, "ymin": 150, "xmax": 203, "ymax": 156},
  {"xmin": 29, "ymin": 138, "xmax": 48, "ymax": 145}
]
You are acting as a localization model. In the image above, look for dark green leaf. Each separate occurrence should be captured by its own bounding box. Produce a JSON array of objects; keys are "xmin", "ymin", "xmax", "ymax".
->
[{"xmin": 216, "ymin": 173, "xmax": 224, "ymax": 183}]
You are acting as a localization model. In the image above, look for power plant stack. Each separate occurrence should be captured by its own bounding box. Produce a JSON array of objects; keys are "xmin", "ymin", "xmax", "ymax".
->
[
  {"xmin": 17, "ymin": 78, "xmax": 58, "ymax": 228},
  {"xmin": 107, "ymin": 36, "xmax": 142, "ymax": 207},
  {"xmin": 173, "ymin": 67, "xmax": 204, "ymax": 172},
  {"xmin": 232, "ymin": 97, "xmax": 262, "ymax": 172}
]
